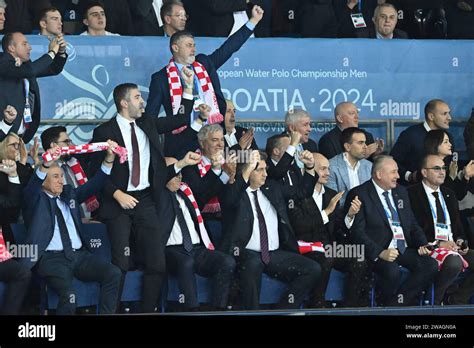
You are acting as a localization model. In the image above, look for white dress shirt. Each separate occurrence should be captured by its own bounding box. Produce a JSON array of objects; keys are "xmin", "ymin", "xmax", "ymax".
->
[
  {"xmin": 372, "ymin": 180, "xmax": 407, "ymax": 249},
  {"xmin": 245, "ymin": 187, "xmax": 279, "ymax": 252},
  {"xmin": 166, "ymin": 193, "xmax": 201, "ymax": 246},
  {"xmin": 312, "ymin": 186, "xmax": 329, "ymax": 224},
  {"xmin": 224, "ymin": 129, "xmax": 238, "ymax": 148},
  {"xmin": 116, "ymin": 113, "xmax": 151, "ymax": 191},
  {"xmin": 421, "ymin": 181, "xmax": 453, "ymax": 241},
  {"xmin": 343, "ymin": 152, "xmax": 361, "ymax": 189}
]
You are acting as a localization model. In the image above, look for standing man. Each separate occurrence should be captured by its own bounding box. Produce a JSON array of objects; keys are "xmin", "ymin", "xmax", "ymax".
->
[
  {"xmin": 89, "ymin": 79, "xmax": 201, "ymax": 313},
  {"xmin": 38, "ymin": 7, "xmax": 63, "ymax": 37},
  {"xmin": 145, "ymin": 5, "xmax": 264, "ymax": 157},
  {"xmin": 391, "ymin": 99, "xmax": 453, "ymax": 185},
  {"xmin": 0, "ymin": 32, "xmax": 67, "ymax": 143}
]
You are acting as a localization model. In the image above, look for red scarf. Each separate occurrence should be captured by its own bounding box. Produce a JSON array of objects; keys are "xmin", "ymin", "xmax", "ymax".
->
[
  {"xmin": 166, "ymin": 58, "xmax": 224, "ymax": 134},
  {"xmin": 66, "ymin": 157, "xmax": 99, "ymax": 212},
  {"xmin": 0, "ymin": 229, "xmax": 12, "ymax": 262},
  {"xmin": 179, "ymin": 182, "xmax": 214, "ymax": 250},
  {"xmin": 197, "ymin": 156, "xmax": 221, "ymax": 214}
]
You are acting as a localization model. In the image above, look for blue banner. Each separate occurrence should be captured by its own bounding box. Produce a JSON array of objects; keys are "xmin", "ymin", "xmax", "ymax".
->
[{"xmin": 28, "ymin": 36, "xmax": 473, "ymax": 141}]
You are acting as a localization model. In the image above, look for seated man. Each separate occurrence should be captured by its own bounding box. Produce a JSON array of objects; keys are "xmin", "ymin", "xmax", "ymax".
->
[
  {"xmin": 80, "ymin": 1, "xmax": 119, "ymax": 36},
  {"xmin": 318, "ymin": 101, "xmax": 382, "ymax": 160},
  {"xmin": 220, "ymin": 150, "xmax": 321, "ymax": 310},
  {"xmin": 160, "ymin": 157, "xmax": 235, "ymax": 311},
  {"xmin": 223, "ymin": 99, "xmax": 258, "ymax": 152},
  {"xmin": 327, "ymin": 127, "xmax": 372, "ymax": 207},
  {"xmin": 408, "ymin": 154, "xmax": 474, "ymax": 305},
  {"xmin": 356, "ymin": 3, "xmax": 409, "ymax": 39},
  {"xmin": 289, "ymin": 152, "xmax": 365, "ymax": 307},
  {"xmin": 21, "ymin": 142, "xmax": 121, "ymax": 315},
  {"xmin": 345, "ymin": 155, "xmax": 438, "ymax": 306}
]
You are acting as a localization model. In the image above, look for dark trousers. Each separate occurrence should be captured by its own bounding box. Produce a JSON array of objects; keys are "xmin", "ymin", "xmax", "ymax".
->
[
  {"xmin": 166, "ymin": 245, "xmax": 235, "ymax": 309},
  {"xmin": 437, "ymin": 250, "xmax": 474, "ymax": 304},
  {"xmin": 237, "ymin": 249, "xmax": 321, "ymax": 310},
  {"xmin": 103, "ymin": 191, "xmax": 165, "ymax": 313},
  {"xmin": 0, "ymin": 259, "xmax": 31, "ymax": 314},
  {"xmin": 36, "ymin": 249, "xmax": 121, "ymax": 315},
  {"xmin": 304, "ymin": 252, "xmax": 334, "ymax": 307},
  {"xmin": 372, "ymin": 249, "xmax": 438, "ymax": 306}
]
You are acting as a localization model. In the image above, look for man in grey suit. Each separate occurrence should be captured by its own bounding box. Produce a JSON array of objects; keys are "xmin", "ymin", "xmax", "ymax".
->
[{"xmin": 327, "ymin": 127, "xmax": 372, "ymax": 206}]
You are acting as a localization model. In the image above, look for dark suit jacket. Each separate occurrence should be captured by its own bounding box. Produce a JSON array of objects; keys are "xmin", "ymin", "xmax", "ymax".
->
[
  {"xmin": 318, "ymin": 126, "xmax": 375, "ymax": 160},
  {"xmin": 345, "ymin": 180, "xmax": 427, "ymax": 262},
  {"xmin": 181, "ymin": 162, "xmax": 225, "ymax": 210},
  {"xmin": 0, "ymin": 177, "xmax": 22, "ymax": 244},
  {"xmin": 356, "ymin": 26, "xmax": 409, "ymax": 39},
  {"xmin": 225, "ymin": 126, "xmax": 259, "ymax": 152},
  {"xmin": 89, "ymin": 98, "xmax": 193, "ymax": 220},
  {"xmin": 407, "ymin": 183, "xmax": 466, "ymax": 243},
  {"xmin": 145, "ymin": 23, "xmax": 254, "ymax": 156},
  {"xmin": 129, "ymin": 0, "xmax": 162, "ymax": 36},
  {"xmin": 266, "ymin": 152, "xmax": 303, "ymax": 187},
  {"xmin": 390, "ymin": 123, "xmax": 454, "ymax": 183},
  {"xmin": 219, "ymin": 172, "xmax": 317, "ymax": 254},
  {"xmin": 289, "ymin": 186, "xmax": 339, "ymax": 245},
  {"xmin": 21, "ymin": 169, "xmax": 108, "ymax": 269},
  {"xmin": 158, "ymin": 189, "xmax": 202, "ymax": 245},
  {"xmin": 0, "ymin": 52, "xmax": 67, "ymax": 143},
  {"xmin": 200, "ymin": 0, "xmax": 252, "ymax": 37}
]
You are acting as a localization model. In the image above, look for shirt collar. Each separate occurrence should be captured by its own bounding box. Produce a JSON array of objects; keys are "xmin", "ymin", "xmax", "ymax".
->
[
  {"xmin": 372, "ymin": 179, "xmax": 391, "ymax": 196},
  {"xmin": 116, "ymin": 113, "xmax": 135, "ymax": 128},
  {"xmin": 422, "ymin": 180, "xmax": 440, "ymax": 195},
  {"xmin": 423, "ymin": 121, "xmax": 432, "ymax": 132},
  {"xmin": 343, "ymin": 152, "xmax": 360, "ymax": 171},
  {"xmin": 376, "ymin": 30, "xmax": 394, "ymax": 40}
]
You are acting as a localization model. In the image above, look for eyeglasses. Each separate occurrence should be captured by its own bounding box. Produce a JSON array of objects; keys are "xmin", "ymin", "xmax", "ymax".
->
[
  {"xmin": 7, "ymin": 142, "xmax": 20, "ymax": 149},
  {"xmin": 169, "ymin": 14, "xmax": 189, "ymax": 20},
  {"xmin": 58, "ymin": 139, "xmax": 73, "ymax": 145},
  {"xmin": 425, "ymin": 166, "xmax": 448, "ymax": 172}
]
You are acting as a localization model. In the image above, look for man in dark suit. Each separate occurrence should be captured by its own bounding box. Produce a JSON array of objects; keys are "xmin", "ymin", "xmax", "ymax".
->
[
  {"xmin": 224, "ymin": 99, "xmax": 258, "ymax": 152},
  {"xmin": 145, "ymin": 5, "xmax": 264, "ymax": 157},
  {"xmin": 0, "ymin": 32, "xmax": 67, "ymax": 144},
  {"xmin": 345, "ymin": 155, "xmax": 438, "ymax": 306},
  {"xmin": 131, "ymin": 0, "xmax": 187, "ymax": 36},
  {"xmin": 160, "ymin": 157, "xmax": 235, "ymax": 311},
  {"xmin": 356, "ymin": 3, "xmax": 409, "ymax": 39},
  {"xmin": 408, "ymin": 154, "xmax": 474, "ymax": 304},
  {"xmin": 89, "ymin": 81, "xmax": 201, "ymax": 313},
  {"xmin": 0, "ymin": 158, "xmax": 31, "ymax": 315},
  {"xmin": 21, "ymin": 143, "xmax": 121, "ymax": 315},
  {"xmin": 390, "ymin": 99, "xmax": 453, "ymax": 185},
  {"xmin": 266, "ymin": 132, "xmax": 302, "ymax": 187},
  {"xmin": 220, "ymin": 150, "xmax": 321, "ymax": 310},
  {"xmin": 318, "ymin": 102, "xmax": 381, "ymax": 160}
]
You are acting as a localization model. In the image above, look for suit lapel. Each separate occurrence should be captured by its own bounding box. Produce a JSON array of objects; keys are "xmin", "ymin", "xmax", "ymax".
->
[
  {"xmin": 110, "ymin": 117, "xmax": 126, "ymax": 147},
  {"xmin": 367, "ymin": 181, "xmax": 391, "ymax": 230}
]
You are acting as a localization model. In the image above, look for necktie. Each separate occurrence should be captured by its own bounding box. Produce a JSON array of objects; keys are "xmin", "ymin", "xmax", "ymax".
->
[
  {"xmin": 53, "ymin": 197, "xmax": 74, "ymax": 260},
  {"xmin": 130, "ymin": 122, "xmax": 140, "ymax": 187},
  {"xmin": 251, "ymin": 191, "xmax": 270, "ymax": 264},
  {"xmin": 173, "ymin": 193, "xmax": 193, "ymax": 252},
  {"xmin": 432, "ymin": 192, "xmax": 446, "ymax": 224},
  {"xmin": 382, "ymin": 191, "xmax": 406, "ymax": 254}
]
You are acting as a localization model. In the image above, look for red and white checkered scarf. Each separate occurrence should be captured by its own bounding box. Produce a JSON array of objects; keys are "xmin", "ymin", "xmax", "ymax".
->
[
  {"xmin": 42, "ymin": 142, "xmax": 128, "ymax": 212},
  {"xmin": 179, "ymin": 182, "xmax": 215, "ymax": 250},
  {"xmin": 196, "ymin": 153, "xmax": 221, "ymax": 214},
  {"xmin": 429, "ymin": 247, "xmax": 469, "ymax": 270},
  {"xmin": 0, "ymin": 229, "xmax": 12, "ymax": 262},
  {"xmin": 166, "ymin": 58, "xmax": 224, "ymax": 134},
  {"xmin": 298, "ymin": 241, "xmax": 325, "ymax": 254}
]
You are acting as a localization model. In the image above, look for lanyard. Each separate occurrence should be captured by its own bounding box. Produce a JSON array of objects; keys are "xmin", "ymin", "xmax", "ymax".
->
[
  {"xmin": 23, "ymin": 78, "xmax": 30, "ymax": 105},
  {"xmin": 358, "ymin": 0, "xmax": 362, "ymax": 13},
  {"xmin": 427, "ymin": 190, "xmax": 450, "ymax": 225}
]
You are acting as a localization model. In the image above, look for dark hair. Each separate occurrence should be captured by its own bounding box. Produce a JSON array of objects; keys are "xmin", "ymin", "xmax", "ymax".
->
[
  {"xmin": 38, "ymin": 6, "xmax": 60, "ymax": 24},
  {"xmin": 169, "ymin": 30, "xmax": 194, "ymax": 54},
  {"xmin": 113, "ymin": 83, "xmax": 138, "ymax": 112},
  {"xmin": 424, "ymin": 129, "xmax": 449, "ymax": 155},
  {"xmin": 41, "ymin": 126, "xmax": 67, "ymax": 151},
  {"xmin": 265, "ymin": 133, "xmax": 289, "ymax": 157},
  {"xmin": 424, "ymin": 99, "xmax": 446, "ymax": 120},
  {"xmin": 160, "ymin": 0, "xmax": 184, "ymax": 22},
  {"xmin": 340, "ymin": 127, "xmax": 365, "ymax": 149},
  {"xmin": 1, "ymin": 32, "xmax": 16, "ymax": 52},
  {"xmin": 236, "ymin": 150, "xmax": 267, "ymax": 177},
  {"xmin": 83, "ymin": 1, "xmax": 105, "ymax": 19}
]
